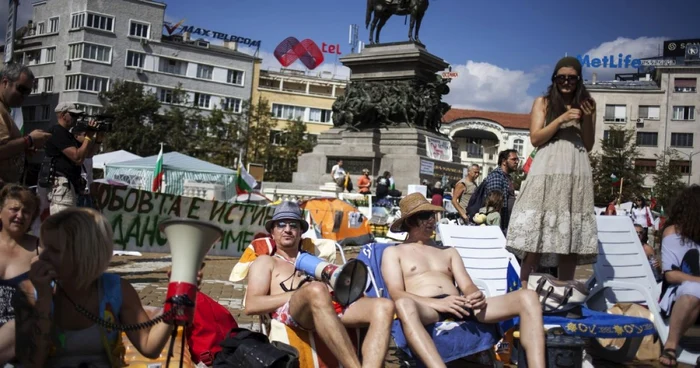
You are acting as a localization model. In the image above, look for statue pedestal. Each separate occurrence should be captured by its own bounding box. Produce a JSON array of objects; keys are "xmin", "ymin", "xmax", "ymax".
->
[
  {"xmin": 293, "ymin": 127, "xmax": 465, "ymax": 194},
  {"xmin": 293, "ymin": 42, "xmax": 465, "ymax": 193}
]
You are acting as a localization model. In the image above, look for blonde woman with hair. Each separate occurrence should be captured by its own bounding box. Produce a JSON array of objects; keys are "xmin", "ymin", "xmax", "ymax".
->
[{"xmin": 13, "ymin": 208, "xmax": 177, "ymax": 367}]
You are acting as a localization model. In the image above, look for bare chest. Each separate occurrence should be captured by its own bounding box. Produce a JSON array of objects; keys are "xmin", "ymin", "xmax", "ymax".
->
[{"xmin": 400, "ymin": 247, "xmax": 453, "ymax": 278}]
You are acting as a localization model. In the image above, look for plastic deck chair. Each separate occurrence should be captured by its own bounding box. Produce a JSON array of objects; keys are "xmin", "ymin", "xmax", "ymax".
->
[
  {"xmin": 586, "ymin": 215, "xmax": 698, "ymax": 365},
  {"xmin": 437, "ymin": 224, "xmax": 520, "ymax": 297}
]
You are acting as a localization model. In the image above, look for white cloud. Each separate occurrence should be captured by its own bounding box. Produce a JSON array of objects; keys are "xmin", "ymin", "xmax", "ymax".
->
[
  {"xmin": 443, "ymin": 61, "xmax": 539, "ymax": 113},
  {"xmin": 578, "ymin": 36, "xmax": 667, "ymax": 81},
  {"xmin": 0, "ymin": 1, "xmax": 34, "ymax": 45}
]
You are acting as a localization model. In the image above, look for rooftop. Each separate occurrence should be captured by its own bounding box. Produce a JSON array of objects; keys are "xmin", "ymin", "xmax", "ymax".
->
[
  {"xmin": 584, "ymin": 80, "xmax": 661, "ymax": 91},
  {"xmin": 160, "ymin": 36, "xmax": 258, "ymax": 61},
  {"xmin": 443, "ymin": 108, "xmax": 530, "ymax": 130},
  {"xmin": 260, "ymin": 68, "xmax": 349, "ymax": 83}
]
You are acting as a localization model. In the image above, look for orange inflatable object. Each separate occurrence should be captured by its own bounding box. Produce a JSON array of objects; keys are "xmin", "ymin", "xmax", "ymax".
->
[
  {"xmin": 122, "ymin": 307, "xmax": 195, "ymax": 368},
  {"xmin": 300, "ymin": 198, "xmax": 372, "ymax": 245}
]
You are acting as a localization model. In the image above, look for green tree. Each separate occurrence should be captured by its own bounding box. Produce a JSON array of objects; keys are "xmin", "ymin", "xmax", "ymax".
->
[
  {"xmin": 589, "ymin": 126, "xmax": 644, "ymax": 205},
  {"xmin": 653, "ymin": 149, "xmax": 687, "ymax": 211},
  {"xmin": 159, "ymin": 86, "xmax": 202, "ymax": 155},
  {"xmin": 266, "ymin": 119, "xmax": 315, "ymax": 182},
  {"xmin": 191, "ymin": 105, "xmax": 248, "ymax": 168},
  {"xmin": 245, "ymin": 99, "xmax": 276, "ymax": 167},
  {"xmin": 100, "ymin": 81, "xmax": 163, "ymax": 156}
]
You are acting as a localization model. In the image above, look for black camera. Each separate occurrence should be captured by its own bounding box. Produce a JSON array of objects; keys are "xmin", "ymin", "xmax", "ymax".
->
[{"xmin": 74, "ymin": 114, "xmax": 115, "ymax": 133}]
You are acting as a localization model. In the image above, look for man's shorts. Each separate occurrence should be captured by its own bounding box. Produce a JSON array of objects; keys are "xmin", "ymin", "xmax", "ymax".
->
[{"xmin": 272, "ymin": 296, "xmax": 347, "ymax": 331}]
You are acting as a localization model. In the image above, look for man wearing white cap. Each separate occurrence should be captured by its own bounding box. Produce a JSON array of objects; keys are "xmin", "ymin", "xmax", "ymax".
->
[{"xmin": 43, "ymin": 102, "xmax": 103, "ymax": 214}]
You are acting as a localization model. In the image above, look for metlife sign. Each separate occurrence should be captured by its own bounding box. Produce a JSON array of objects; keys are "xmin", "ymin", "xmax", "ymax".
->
[
  {"xmin": 5, "ymin": 0, "xmax": 18, "ymax": 64},
  {"xmin": 576, "ymin": 54, "xmax": 642, "ymax": 69}
]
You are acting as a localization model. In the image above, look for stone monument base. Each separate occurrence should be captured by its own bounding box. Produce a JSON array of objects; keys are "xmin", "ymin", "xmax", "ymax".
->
[{"xmin": 293, "ymin": 127, "xmax": 466, "ymax": 194}]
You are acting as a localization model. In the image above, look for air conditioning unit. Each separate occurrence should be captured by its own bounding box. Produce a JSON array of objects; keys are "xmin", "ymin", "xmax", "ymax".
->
[
  {"xmin": 135, "ymin": 68, "xmax": 144, "ymax": 74},
  {"xmin": 140, "ymin": 38, "xmax": 149, "ymax": 45},
  {"xmin": 636, "ymin": 118, "xmax": 645, "ymax": 128},
  {"xmin": 63, "ymin": 60, "xmax": 71, "ymax": 67}
]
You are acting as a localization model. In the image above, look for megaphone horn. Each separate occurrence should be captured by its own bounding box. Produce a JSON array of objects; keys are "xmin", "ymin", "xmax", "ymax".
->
[
  {"xmin": 159, "ymin": 218, "xmax": 224, "ymax": 325},
  {"xmin": 295, "ymin": 253, "xmax": 368, "ymax": 307}
]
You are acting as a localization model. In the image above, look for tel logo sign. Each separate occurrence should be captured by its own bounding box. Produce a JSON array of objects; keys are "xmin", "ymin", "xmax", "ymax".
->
[{"xmin": 274, "ymin": 37, "xmax": 342, "ymax": 70}]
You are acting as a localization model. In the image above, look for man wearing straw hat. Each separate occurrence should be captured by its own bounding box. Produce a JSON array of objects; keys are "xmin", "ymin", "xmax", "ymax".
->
[
  {"xmin": 382, "ymin": 193, "xmax": 545, "ymax": 368},
  {"xmin": 245, "ymin": 201, "xmax": 395, "ymax": 368}
]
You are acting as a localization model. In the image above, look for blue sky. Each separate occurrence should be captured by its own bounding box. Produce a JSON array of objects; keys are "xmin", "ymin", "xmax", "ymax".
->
[{"xmin": 3, "ymin": 0, "xmax": 700, "ymax": 112}]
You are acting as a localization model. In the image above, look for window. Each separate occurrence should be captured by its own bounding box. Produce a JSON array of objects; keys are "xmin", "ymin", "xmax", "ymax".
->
[
  {"xmin": 638, "ymin": 106, "xmax": 660, "ymax": 120},
  {"xmin": 269, "ymin": 130, "xmax": 288, "ymax": 146},
  {"xmin": 49, "ymin": 17, "xmax": 59, "ymax": 33},
  {"xmin": 222, "ymin": 98, "xmax": 241, "ymax": 113},
  {"xmin": 39, "ymin": 105, "xmax": 50, "ymax": 120},
  {"xmin": 513, "ymin": 138, "xmax": 524, "ymax": 157},
  {"xmin": 603, "ymin": 130, "xmax": 625, "ymax": 148},
  {"xmin": 44, "ymin": 77, "xmax": 53, "ymax": 93},
  {"xmin": 671, "ymin": 133, "xmax": 694, "ymax": 147},
  {"xmin": 37, "ymin": 22, "xmax": 45, "ymax": 35},
  {"xmin": 604, "ymin": 104, "xmax": 627, "ymax": 122},
  {"xmin": 31, "ymin": 79, "xmax": 39, "ymax": 94},
  {"xmin": 227, "ymin": 69, "xmax": 243, "ymax": 85},
  {"xmin": 33, "ymin": 77, "xmax": 53, "ymax": 93},
  {"xmin": 126, "ymin": 50, "xmax": 145, "ymax": 68},
  {"xmin": 65, "ymin": 74, "xmax": 109, "ymax": 92},
  {"xmin": 71, "ymin": 12, "xmax": 113, "ymax": 31},
  {"xmin": 673, "ymin": 106, "xmax": 695, "ymax": 121},
  {"xmin": 196, "ymin": 65, "xmax": 213, "ymax": 80},
  {"xmin": 129, "ymin": 21, "xmax": 150, "ymax": 38},
  {"xmin": 635, "ymin": 159, "xmax": 656, "ymax": 174},
  {"xmin": 71, "ymin": 13, "xmax": 84, "ymax": 29},
  {"xmin": 68, "ymin": 43, "xmax": 111, "ymax": 63},
  {"xmin": 194, "ymin": 93, "xmax": 211, "ymax": 109},
  {"xmin": 22, "ymin": 105, "xmax": 50, "ymax": 121},
  {"xmin": 23, "ymin": 50, "xmax": 40, "ymax": 65},
  {"xmin": 636, "ymin": 132, "xmax": 658, "ymax": 147},
  {"xmin": 272, "ymin": 104, "xmax": 305, "ymax": 120},
  {"xmin": 158, "ymin": 88, "xmax": 174, "ymax": 104},
  {"xmin": 674, "ymin": 78, "xmax": 697, "ymax": 93},
  {"xmin": 22, "ymin": 106, "xmax": 36, "ymax": 121},
  {"xmin": 44, "ymin": 47, "xmax": 55, "ymax": 63},
  {"xmin": 158, "ymin": 58, "xmax": 187, "ymax": 75},
  {"xmin": 308, "ymin": 108, "xmax": 332, "ymax": 123},
  {"xmin": 671, "ymin": 160, "xmax": 691, "ymax": 174}
]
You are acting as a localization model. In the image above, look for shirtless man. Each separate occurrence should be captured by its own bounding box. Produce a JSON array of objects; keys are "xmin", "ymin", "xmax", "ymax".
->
[
  {"xmin": 382, "ymin": 193, "xmax": 545, "ymax": 368},
  {"xmin": 245, "ymin": 201, "xmax": 394, "ymax": 368}
]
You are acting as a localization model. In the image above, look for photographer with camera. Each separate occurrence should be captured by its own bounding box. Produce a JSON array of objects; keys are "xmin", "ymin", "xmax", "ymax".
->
[{"xmin": 42, "ymin": 103, "xmax": 103, "ymax": 214}]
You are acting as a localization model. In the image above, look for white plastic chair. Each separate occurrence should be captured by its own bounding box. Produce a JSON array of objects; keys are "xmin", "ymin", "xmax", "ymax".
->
[
  {"xmin": 586, "ymin": 215, "xmax": 699, "ymax": 365},
  {"xmin": 437, "ymin": 224, "xmax": 520, "ymax": 297}
]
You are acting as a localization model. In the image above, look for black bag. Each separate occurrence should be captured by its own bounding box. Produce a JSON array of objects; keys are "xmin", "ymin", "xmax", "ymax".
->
[
  {"xmin": 466, "ymin": 180, "xmax": 488, "ymax": 220},
  {"xmin": 213, "ymin": 328, "xmax": 299, "ymax": 368},
  {"xmin": 37, "ymin": 156, "xmax": 55, "ymax": 188}
]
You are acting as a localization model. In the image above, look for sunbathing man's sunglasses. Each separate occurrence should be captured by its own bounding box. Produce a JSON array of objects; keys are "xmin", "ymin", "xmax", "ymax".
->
[
  {"xmin": 275, "ymin": 221, "xmax": 299, "ymax": 230},
  {"xmin": 416, "ymin": 212, "xmax": 436, "ymax": 220}
]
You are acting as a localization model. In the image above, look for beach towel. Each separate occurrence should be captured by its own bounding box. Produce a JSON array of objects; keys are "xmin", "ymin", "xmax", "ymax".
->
[
  {"xmin": 229, "ymin": 237, "xmax": 336, "ymax": 282},
  {"xmin": 358, "ymin": 243, "xmax": 500, "ymax": 364}
]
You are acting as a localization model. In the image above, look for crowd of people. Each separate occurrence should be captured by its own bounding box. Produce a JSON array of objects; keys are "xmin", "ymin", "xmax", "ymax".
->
[{"xmin": 0, "ymin": 53, "xmax": 698, "ymax": 368}]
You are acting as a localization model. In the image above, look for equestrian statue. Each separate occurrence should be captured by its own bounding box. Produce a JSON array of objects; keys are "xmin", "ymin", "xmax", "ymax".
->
[{"xmin": 366, "ymin": 0, "xmax": 430, "ymax": 44}]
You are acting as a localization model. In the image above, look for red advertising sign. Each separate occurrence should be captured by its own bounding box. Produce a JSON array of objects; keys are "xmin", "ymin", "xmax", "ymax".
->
[{"xmin": 274, "ymin": 37, "xmax": 342, "ymax": 70}]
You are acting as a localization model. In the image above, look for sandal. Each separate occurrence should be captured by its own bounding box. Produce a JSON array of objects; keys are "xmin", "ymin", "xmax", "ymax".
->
[{"xmin": 660, "ymin": 348, "xmax": 678, "ymax": 368}]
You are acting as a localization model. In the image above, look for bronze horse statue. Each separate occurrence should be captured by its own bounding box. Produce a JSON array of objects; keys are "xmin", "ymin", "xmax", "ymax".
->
[{"xmin": 366, "ymin": 0, "xmax": 430, "ymax": 44}]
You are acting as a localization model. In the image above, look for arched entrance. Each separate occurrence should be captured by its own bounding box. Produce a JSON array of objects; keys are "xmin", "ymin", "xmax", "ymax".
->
[{"xmin": 442, "ymin": 119, "xmax": 506, "ymax": 173}]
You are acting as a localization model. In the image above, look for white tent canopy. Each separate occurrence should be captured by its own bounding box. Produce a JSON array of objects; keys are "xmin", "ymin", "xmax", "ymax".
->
[{"xmin": 93, "ymin": 150, "xmax": 142, "ymax": 170}]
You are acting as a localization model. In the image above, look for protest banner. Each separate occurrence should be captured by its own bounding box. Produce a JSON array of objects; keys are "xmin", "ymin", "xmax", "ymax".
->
[{"xmin": 92, "ymin": 183, "xmax": 274, "ymax": 257}]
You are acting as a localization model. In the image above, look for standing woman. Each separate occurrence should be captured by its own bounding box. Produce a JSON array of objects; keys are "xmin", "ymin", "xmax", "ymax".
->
[{"xmin": 506, "ymin": 57, "xmax": 598, "ymax": 285}]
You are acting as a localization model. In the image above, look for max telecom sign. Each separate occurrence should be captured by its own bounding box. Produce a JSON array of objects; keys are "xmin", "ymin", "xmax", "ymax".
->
[
  {"xmin": 163, "ymin": 19, "xmax": 261, "ymax": 48},
  {"xmin": 576, "ymin": 53, "xmax": 642, "ymax": 69}
]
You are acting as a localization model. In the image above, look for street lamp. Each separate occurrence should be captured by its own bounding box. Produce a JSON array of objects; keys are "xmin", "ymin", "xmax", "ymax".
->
[{"xmin": 672, "ymin": 149, "xmax": 700, "ymax": 185}]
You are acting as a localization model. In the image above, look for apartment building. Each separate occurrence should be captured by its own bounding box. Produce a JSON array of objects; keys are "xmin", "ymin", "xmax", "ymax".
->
[
  {"xmin": 13, "ymin": 0, "xmax": 257, "ymax": 135},
  {"xmin": 587, "ymin": 65, "xmax": 700, "ymax": 186},
  {"xmin": 250, "ymin": 60, "xmax": 348, "ymax": 144}
]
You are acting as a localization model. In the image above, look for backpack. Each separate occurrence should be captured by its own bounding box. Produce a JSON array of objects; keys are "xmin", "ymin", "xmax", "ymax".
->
[
  {"xmin": 187, "ymin": 292, "xmax": 239, "ymax": 365},
  {"xmin": 466, "ymin": 180, "xmax": 489, "ymax": 220},
  {"xmin": 213, "ymin": 328, "xmax": 300, "ymax": 368}
]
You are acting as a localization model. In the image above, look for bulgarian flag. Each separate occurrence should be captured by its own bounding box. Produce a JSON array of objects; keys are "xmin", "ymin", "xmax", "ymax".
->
[
  {"xmin": 152, "ymin": 145, "xmax": 164, "ymax": 192},
  {"xmin": 10, "ymin": 108, "xmax": 24, "ymax": 134},
  {"xmin": 523, "ymin": 149, "xmax": 537, "ymax": 174},
  {"xmin": 611, "ymin": 174, "xmax": 621, "ymax": 187},
  {"xmin": 236, "ymin": 162, "xmax": 257, "ymax": 195}
]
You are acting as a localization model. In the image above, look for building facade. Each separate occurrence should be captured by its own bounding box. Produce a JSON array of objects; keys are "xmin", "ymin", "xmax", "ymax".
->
[
  {"xmin": 440, "ymin": 109, "xmax": 533, "ymax": 175},
  {"xmin": 250, "ymin": 60, "xmax": 347, "ymax": 144},
  {"xmin": 587, "ymin": 66, "xmax": 700, "ymax": 186},
  {"xmin": 14, "ymin": 0, "xmax": 257, "ymax": 136}
]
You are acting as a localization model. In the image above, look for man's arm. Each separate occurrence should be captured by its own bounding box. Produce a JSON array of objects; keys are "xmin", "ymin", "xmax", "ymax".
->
[
  {"xmin": 244, "ymin": 256, "xmax": 293, "ymax": 315},
  {"xmin": 62, "ymin": 138, "xmax": 94, "ymax": 165},
  {"xmin": 450, "ymin": 248, "xmax": 479, "ymax": 296},
  {"xmin": 451, "ymin": 182, "xmax": 468, "ymax": 219},
  {"xmin": 13, "ymin": 280, "xmax": 53, "ymax": 368},
  {"xmin": 0, "ymin": 120, "xmax": 26, "ymax": 160}
]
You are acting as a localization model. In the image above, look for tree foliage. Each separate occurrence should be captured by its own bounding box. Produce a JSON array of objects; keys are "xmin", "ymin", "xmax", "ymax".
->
[
  {"xmin": 265, "ymin": 119, "xmax": 314, "ymax": 182},
  {"xmin": 653, "ymin": 149, "xmax": 687, "ymax": 211},
  {"xmin": 589, "ymin": 126, "xmax": 644, "ymax": 205},
  {"xmin": 245, "ymin": 99, "xmax": 276, "ymax": 166}
]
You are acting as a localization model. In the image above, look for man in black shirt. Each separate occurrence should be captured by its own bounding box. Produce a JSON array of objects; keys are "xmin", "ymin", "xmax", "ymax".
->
[{"xmin": 44, "ymin": 102, "xmax": 102, "ymax": 214}]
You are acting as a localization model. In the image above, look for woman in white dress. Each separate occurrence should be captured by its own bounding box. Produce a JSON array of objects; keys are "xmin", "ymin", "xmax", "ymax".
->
[{"xmin": 506, "ymin": 57, "xmax": 598, "ymax": 285}]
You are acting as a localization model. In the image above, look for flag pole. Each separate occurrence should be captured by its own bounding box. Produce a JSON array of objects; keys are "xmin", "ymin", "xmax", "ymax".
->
[
  {"xmin": 617, "ymin": 177, "xmax": 624, "ymax": 206},
  {"xmin": 159, "ymin": 142, "xmax": 164, "ymax": 194}
]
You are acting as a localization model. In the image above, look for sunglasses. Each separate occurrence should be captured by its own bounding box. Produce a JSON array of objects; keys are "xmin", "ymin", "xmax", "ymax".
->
[
  {"xmin": 416, "ymin": 212, "xmax": 436, "ymax": 220},
  {"xmin": 275, "ymin": 221, "xmax": 300, "ymax": 230},
  {"xmin": 553, "ymin": 75, "xmax": 580, "ymax": 85},
  {"xmin": 16, "ymin": 85, "xmax": 32, "ymax": 96}
]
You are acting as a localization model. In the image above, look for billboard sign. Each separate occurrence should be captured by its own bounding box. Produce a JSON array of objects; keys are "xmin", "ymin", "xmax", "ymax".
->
[
  {"xmin": 163, "ymin": 19, "xmax": 261, "ymax": 48},
  {"xmin": 5, "ymin": 0, "xmax": 18, "ymax": 64},
  {"xmin": 577, "ymin": 54, "xmax": 642, "ymax": 69},
  {"xmin": 274, "ymin": 37, "xmax": 342, "ymax": 70},
  {"xmin": 663, "ymin": 39, "xmax": 700, "ymax": 58}
]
